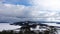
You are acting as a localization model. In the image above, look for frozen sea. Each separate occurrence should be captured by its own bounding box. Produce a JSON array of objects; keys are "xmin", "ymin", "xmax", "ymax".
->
[{"xmin": 0, "ymin": 23, "xmax": 60, "ymax": 34}]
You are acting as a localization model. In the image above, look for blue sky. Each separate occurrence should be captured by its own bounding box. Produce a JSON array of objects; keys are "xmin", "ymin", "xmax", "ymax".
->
[
  {"xmin": 0, "ymin": 0, "xmax": 60, "ymax": 22},
  {"xmin": 2, "ymin": 0, "xmax": 31, "ymax": 6}
]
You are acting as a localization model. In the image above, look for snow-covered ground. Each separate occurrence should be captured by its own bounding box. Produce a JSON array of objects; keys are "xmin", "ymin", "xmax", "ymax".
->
[
  {"xmin": 42, "ymin": 23, "xmax": 60, "ymax": 34},
  {"xmin": 42, "ymin": 23, "xmax": 60, "ymax": 27},
  {"xmin": 0, "ymin": 23, "xmax": 60, "ymax": 34},
  {"xmin": 0, "ymin": 23, "xmax": 21, "ymax": 31}
]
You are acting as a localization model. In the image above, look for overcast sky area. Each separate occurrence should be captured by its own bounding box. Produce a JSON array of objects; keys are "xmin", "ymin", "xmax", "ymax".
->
[{"xmin": 0, "ymin": 0, "xmax": 60, "ymax": 22}]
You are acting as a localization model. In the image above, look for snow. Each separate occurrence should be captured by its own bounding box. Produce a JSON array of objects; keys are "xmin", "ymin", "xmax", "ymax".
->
[
  {"xmin": 42, "ymin": 23, "xmax": 60, "ymax": 27},
  {"xmin": 0, "ymin": 23, "xmax": 21, "ymax": 31},
  {"xmin": 0, "ymin": 23, "xmax": 60, "ymax": 34},
  {"xmin": 31, "ymin": 25, "xmax": 46, "ymax": 31}
]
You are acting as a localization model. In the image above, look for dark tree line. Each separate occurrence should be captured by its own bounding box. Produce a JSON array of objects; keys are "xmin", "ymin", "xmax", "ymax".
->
[
  {"xmin": 1, "ymin": 21, "xmax": 57, "ymax": 34},
  {"xmin": 0, "ymin": 26, "xmax": 57, "ymax": 34},
  {"xmin": 0, "ymin": 30, "xmax": 49, "ymax": 34}
]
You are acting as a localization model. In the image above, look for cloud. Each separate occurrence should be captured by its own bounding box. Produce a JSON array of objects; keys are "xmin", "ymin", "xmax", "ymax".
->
[
  {"xmin": 0, "ymin": 2, "xmax": 32, "ymax": 22},
  {"xmin": 0, "ymin": 3, "xmax": 29, "ymax": 17},
  {"xmin": 30, "ymin": 0, "xmax": 60, "ymax": 10},
  {"xmin": 29, "ymin": 0, "xmax": 60, "ymax": 22},
  {"xmin": 0, "ymin": 0, "xmax": 60, "ymax": 22}
]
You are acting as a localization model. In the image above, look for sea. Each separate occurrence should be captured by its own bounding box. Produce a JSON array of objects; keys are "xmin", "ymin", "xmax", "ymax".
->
[{"xmin": 0, "ymin": 23, "xmax": 60, "ymax": 34}]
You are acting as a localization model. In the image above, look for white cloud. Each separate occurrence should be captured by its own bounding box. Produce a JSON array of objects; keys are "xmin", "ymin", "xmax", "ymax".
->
[
  {"xmin": 29, "ymin": 0, "xmax": 60, "ymax": 22},
  {"xmin": 30, "ymin": 0, "xmax": 60, "ymax": 10},
  {"xmin": 0, "ymin": 0, "xmax": 60, "ymax": 22},
  {"xmin": 0, "ymin": 3, "xmax": 31, "ymax": 22},
  {"xmin": 0, "ymin": 3, "xmax": 29, "ymax": 17}
]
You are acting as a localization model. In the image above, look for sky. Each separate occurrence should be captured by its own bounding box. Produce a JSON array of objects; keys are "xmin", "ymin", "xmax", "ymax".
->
[{"xmin": 0, "ymin": 0, "xmax": 60, "ymax": 22}]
